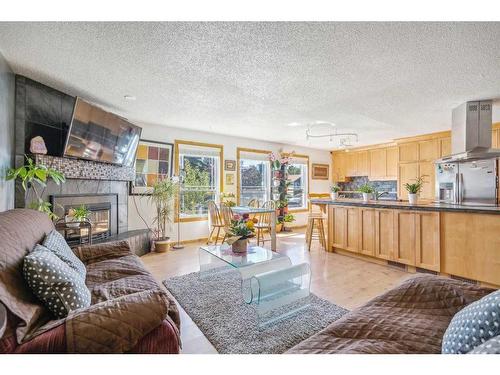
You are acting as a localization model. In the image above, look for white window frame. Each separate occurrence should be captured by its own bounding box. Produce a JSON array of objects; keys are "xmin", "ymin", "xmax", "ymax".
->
[{"xmin": 237, "ymin": 148, "xmax": 272, "ymax": 206}]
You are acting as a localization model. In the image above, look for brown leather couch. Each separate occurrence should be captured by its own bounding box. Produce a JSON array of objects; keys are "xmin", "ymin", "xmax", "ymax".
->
[
  {"xmin": 0, "ymin": 209, "xmax": 180, "ymax": 354},
  {"xmin": 287, "ymin": 274, "xmax": 493, "ymax": 354}
]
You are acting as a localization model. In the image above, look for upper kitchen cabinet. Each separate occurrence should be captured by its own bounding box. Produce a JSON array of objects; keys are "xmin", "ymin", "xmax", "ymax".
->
[
  {"xmin": 493, "ymin": 128, "xmax": 500, "ymax": 148},
  {"xmin": 386, "ymin": 147, "xmax": 398, "ymax": 179},
  {"xmin": 356, "ymin": 151, "xmax": 369, "ymax": 176},
  {"xmin": 398, "ymin": 162, "xmax": 419, "ymax": 200},
  {"xmin": 369, "ymin": 148, "xmax": 386, "ymax": 179},
  {"xmin": 398, "ymin": 142, "xmax": 419, "ymax": 163},
  {"xmin": 418, "ymin": 161, "xmax": 436, "ymax": 200},
  {"xmin": 345, "ymin": 152, "xmax": 358, "ymax": 176},
  {"xmin": 418, "ymin": 139, "xmax": 439, "ymax": 161},
  {"xmin": 440, "ymin": 137, "xmax": 452, "ymax": 157},
  {"xmin": 332, "ymin": 152, "xmax": 346, "ymax": 182}
]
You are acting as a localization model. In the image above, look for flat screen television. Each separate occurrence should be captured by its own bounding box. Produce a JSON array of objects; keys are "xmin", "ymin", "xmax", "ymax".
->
[{"xmin": 64, "ymin": 98, "xmax": 142, "ymax": 166}]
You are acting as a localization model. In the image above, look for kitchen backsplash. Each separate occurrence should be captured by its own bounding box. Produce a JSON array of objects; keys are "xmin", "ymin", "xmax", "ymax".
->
[{"xmin": 337, "ymin": 176, "xmax": 398, "ymax": 199}]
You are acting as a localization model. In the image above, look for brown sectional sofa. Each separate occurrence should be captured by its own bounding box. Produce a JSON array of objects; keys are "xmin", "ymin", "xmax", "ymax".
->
[
  {"xmin": 287, "ymin": 274, "xmax": 493, "ymax": 354},
  {"xmin": 0, "ymin": 209, "xmax": 180, "ymax": 354}
]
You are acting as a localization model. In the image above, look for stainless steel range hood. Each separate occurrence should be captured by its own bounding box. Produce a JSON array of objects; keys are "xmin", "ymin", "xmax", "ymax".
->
[{"xmin": 436, "ymin": 100, "xmax": 500, "ymax": 163}]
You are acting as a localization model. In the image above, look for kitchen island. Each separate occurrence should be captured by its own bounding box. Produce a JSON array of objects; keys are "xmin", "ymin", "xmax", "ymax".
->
[{"xmin": 312, "ymin": 198, "xmax": 500, "ymax": 287}]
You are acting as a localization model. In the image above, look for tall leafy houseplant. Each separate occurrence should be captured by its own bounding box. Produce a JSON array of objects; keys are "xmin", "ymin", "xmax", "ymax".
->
[
  {"xmin": 6, "ymin": 156, "xmax": 65, "ymax": 220},
  {"xmin": 148, "ymin": 178, "xmax": 178, "ymax": 252}
]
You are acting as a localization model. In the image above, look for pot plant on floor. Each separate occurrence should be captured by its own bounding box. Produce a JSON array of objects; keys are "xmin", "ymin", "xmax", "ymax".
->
[
  {"xmin": 225, "ymin": 213, "xmax": 256, "ymax": 253},
  {"xmin": 148, "ymin": 178, "xmax": 178, "ymax": 252},
  {"xmin": 330, "ymin": 184, "xmax": 341, "ymax": 200},
  {"xmin": 404, "ymin": 176, "xmax": 426, "ymax": 204},
  {"xmin": 358, "ymin": 183, "xmax": 375, "ymax": 202}
]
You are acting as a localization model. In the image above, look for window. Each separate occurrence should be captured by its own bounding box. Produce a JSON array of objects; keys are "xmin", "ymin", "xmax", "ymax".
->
[
  {"xmin": 176, "ymin": 141, "xmax": 223, "ymax": 219},
  {"xmin": 287, "ymin": 155, "xmax": 309, "ymax": 211},
  {"xmin": 237, "ymin": 148, "xmax": 271, "ymax": 206}
]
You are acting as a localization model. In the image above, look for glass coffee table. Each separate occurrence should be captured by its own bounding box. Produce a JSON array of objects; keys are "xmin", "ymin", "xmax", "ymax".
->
[{"xmin": 199, "ymin": 245, "xmax": 311, "ymax": 326}]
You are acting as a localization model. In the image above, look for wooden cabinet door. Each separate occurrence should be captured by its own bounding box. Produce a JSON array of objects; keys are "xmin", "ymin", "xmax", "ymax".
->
[
  {"xmin": 415, "ymin": 212, "xmax": 440, "ymax": 271},
  {"xmin": 399, "ymin": 142, "xmax": 419, "ymax": 163},
  {"xmin": 418, "ymin": 161, "xmax": 435, "ymax": 200},
  {"xmin": 331, "ymin": 206, "xmax": 347, "ymax": 249},
  {"xmin": 356, "ymin": 151, "xmax": 369, "ymax": 177},
  {"xmin": 492, "ymin": 129, "xmax": 499, "ymax": 148},
  {"xmin": 332, "ymin": 153, "xmax": 346, "ymax": 182},
  {"xmin": 393, "ymin": 211, "xmax": 416, "ymax": 266},
  {"xmin": 398, "ymin": 162, "xmax": 419, "ymax": 200},
  {"xmin": 386, "ymin": 147, "xmax": 398, "ymax": 179},
  {"xmin": 345, "ymin": 152, "xmax": 357, "ymax": 177},
  {"xmin": 374, "ymin": 209, "xmax": 394, "ymax": 260},
  {"xmin": 440, "ymin": 137, "xmax": 451, "ymax": 157},
  {"xmin": 418, "ymin": 139, "xmax": 439, "ymax": 161},
  {"xmin": 369, "ymin": 148, "xmax": 386, "ymax": 179},
  {"xmin": 345, "ymin": 207, "xmax": 360, "ymax": 252},
  {"xmin": 359, "ymin": 208, "xmax": 375, "ymax": 256}
]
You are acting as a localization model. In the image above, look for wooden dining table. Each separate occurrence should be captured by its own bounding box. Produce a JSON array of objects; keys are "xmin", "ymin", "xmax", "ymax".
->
[{"xmin": 231, "ymin": 206, "xmax": 277, "ymax": 251}]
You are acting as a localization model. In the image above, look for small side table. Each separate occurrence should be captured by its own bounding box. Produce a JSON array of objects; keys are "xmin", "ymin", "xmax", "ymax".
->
[
  {"xmin": 0, "ymin": 302, "xmax": 7, "ymax": 338},
  {"xmin": 54, "ymin": 218, "xmax": 93, "ymax": 247}
]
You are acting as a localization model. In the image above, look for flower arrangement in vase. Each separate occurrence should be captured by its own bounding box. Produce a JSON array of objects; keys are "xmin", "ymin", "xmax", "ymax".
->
[
  {"xmin": 220, "ymin": 192, "xmax": 237, "ymax": 207},
  {"xmin": 225, "ymin": 213, "xmax": 256, "ymax": 253}
]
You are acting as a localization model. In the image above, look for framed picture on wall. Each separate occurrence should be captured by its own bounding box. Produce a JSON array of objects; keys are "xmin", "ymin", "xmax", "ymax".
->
[
  {"xmin": 130, "ymin": 140, "xmax": 174, "ymax": 195},
  {"xmin": 311, "ymin": 163, "xmax": 329, "ymax": 180},
  {"xmin": 224, "ymin": 159, "xmax": 236, "ymax": 171}
]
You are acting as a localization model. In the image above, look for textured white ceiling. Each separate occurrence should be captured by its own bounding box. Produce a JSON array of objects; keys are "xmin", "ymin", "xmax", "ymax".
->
[{"xmin": 0, "ymin": 22, "xmax": 499, "ymax": 150}]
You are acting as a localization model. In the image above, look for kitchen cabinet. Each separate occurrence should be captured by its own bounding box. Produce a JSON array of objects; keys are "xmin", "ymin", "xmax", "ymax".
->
[
  {"xmin": 346, "ymin": 207, "xmax": 360, "ymax": 252},
  {"xmin": 359, "ymin": 208, "xmax": 376, "ymax": 256},
  {"xmin": 356, "ymin": 151, "xmax": 369, "ymax": 177},
  {"xmin": 418, "ymin": 161, "xmax": 435, "ymax": 200},
  {"xmin": 393, "ymin": 210, "xmax": 416, "ymax": 266},
  {"xmin": 440, "ymin": 137, "xmax": 451, "ymax": 157},
  {"xmin": 399, "ymin": 142, "xmax": 419, "ymax": 163},
  {"xmin": 386, "ymin": 147, "xmax": 398, "ymax": 179},
  {"xmin": 369, "ymin": 148, "xmax": 386, "ymax": 179},
  {"xmin": 415, "ymin": 211, "xmax": 440, "ymax": 271},
  {"xmin": 329, "ymin": 206, "xmax": 347, "ymax": 249},
  {"xmin": 398, "ymin": 162, "xmax": 419, "ymax": 200},
  {"xmin": 492, "ymin": 129, "xmax": 500, "ymax": 148},
  {"xmin": 345, "ymin": 152, "xmax": 358, "ymax": 177},
  {"xmin": 332, "ymin": 152, "xmax": 346, "ymax": 182},
  {"xmin": 374, "ymin": 209, "xmax": 394, "ymax": 260},
  {"xmin": 418, "ymin": 139, "xmax": 440, "ymax": 161}
]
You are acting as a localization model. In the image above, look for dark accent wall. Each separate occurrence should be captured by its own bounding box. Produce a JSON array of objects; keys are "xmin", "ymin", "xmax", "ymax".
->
[
  {"xmin": 14, "ymin": 75, "xmax": 75, "ymax": 161},
  {"xmin": 0, "ymin": 51, "xmax": 15, "ymax": 212}
]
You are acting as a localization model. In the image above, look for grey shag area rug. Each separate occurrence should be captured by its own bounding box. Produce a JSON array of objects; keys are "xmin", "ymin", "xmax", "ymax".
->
[{"xmin": 163, "ymin": 269, "xmax": 348, "ymax": 354}]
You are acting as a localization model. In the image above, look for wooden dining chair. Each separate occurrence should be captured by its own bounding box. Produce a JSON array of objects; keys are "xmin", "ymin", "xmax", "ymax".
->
[
  {"xmin": 207, "ymin": 201, "xmax": 225, "ymax": 245},
  {"xmin": 247, "ymin": 198, "xmax": 260, "ymax": 221},
  {"xmin": 254, "ymin": 200, "xmax": 276, "ymax": 247},
  {"xmin": 305, "ymin": 193, "xmax": 329, "ymax": 251},
  {"xmin": 219, "ymin": 203, "xmax": 234, "ymax": 244}
]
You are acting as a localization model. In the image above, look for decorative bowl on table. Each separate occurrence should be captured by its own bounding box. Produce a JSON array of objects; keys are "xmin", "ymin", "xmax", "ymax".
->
[{"xmin": 65, "ymin": 215, "xmax": 81, "ymax": 228}]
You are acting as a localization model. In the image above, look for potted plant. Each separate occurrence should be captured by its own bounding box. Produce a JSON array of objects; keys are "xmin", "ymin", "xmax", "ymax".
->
[
  {"xmin": 225, "ymin": 213, "xmax": 256, "ymax": 253},
  {"xmin": 5, "ymin": 156, "xmax": 65, "ymax": 220},
  {"xmin": 66, "ymin": 205, "xmax": 90, "ymax": 228},
  {"xmin": 283, "ymin": 213, "xmax": 295, "ymax": 230},
  {"xmin": 358, "ymin": 183, "xmax": 375, "ymax": 202},
  {"xmin": 220, "ymin": 192, "xmax": 236, "ymax": 207},
  {"xmin": 330, "ymin": 184, "xmax": 341, "ymax": 200},
  {"xmin": 404, "ymin": 176, "xmax": 425, "ymax": 204},
  {"xmin": 148, "ymin": 178, "xmax": 177, "ymax": 252}
]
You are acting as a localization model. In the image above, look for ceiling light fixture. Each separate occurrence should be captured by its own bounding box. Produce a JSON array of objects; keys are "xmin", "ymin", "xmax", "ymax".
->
[
  {"xmin": 124, "ymin": 95, "xmax": 136, "ymax": 101},
  {"xmin": 305, "ymin": 121, "xmax": 358, "ymax": 148}
]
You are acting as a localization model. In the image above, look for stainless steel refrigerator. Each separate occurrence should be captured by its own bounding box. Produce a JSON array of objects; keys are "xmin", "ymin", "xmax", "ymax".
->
[{"xmin": 435, "ymin": 159, "xmax": 498, "ymax": 206}]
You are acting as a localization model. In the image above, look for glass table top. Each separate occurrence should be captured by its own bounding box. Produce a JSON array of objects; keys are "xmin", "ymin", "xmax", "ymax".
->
[{"xmin": 199, "ymin": 245, "xmax": 287, "ymax": 269}]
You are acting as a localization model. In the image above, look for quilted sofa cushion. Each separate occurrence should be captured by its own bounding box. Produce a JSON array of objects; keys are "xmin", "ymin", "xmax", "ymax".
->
[
  {"xmin": 23, "ymin": 245, "xmax": 91, "ymax": 319},
  {"xmin": 287, "ymin": 275, "xmax": 492, "ymax": 354},
  {"xmin": 43, "ymin": 230, "xmax": 86, "ymax": 280},
  {"xmin": 442, "ymin": 289, "xmax": 500, "ymax": 354}
]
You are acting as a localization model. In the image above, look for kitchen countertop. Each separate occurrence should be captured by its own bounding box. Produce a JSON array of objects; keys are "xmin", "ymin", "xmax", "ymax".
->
[{"xmin": 310, "ymin": 198, "xmax": 500, "ymax": 215}]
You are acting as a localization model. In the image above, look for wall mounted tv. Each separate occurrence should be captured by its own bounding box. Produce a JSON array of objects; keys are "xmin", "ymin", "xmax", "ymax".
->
[{"xmin": 64, "ymin": 98, "xmax": 142, "ymax": 167}]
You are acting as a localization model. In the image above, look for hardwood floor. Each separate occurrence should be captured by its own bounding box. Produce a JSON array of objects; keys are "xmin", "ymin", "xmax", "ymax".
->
[{"xmin": 141, "ymin": 229, "xmax": 412, "ymax": 354}]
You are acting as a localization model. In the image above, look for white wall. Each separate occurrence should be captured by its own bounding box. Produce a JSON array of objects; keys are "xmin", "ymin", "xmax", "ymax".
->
[{"xmin": 128, "ymin": 123, "xmax": 332, "ymax": 242}]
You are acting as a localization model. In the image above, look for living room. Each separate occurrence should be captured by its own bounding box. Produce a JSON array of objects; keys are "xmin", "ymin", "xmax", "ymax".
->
[{"xmin": 1, "ymin": 1, "xmax": 500, "ymax": 374}]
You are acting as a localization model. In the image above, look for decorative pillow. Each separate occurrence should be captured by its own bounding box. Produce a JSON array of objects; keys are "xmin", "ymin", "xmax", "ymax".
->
[
  {"xmin": 442, "ymin": 289, "xmax": 500, "ymax": 354},
  {"xmin": 468, "ymin": 335, "xmax": 500, "ymax": 354},
  {"xmin": 23, "ymin": 245, "xmax": 91, "ymax": 319},
  {"xmin": 43, "ymin": 230, "xmax": 86, "ymax": 280}
]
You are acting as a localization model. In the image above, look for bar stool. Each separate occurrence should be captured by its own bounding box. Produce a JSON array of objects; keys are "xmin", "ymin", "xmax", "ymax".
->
[{"xmin": 305, "ymin": 193, "xmax": 329, "ymax": 251}]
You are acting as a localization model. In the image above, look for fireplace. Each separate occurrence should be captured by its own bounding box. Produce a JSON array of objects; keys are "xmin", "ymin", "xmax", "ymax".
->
[{"xmin": 50, "ymin": 194, "xmax": 119, "ymax": 245}]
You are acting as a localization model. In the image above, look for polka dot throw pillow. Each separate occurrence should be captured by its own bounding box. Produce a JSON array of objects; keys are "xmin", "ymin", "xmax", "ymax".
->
[
  {"xmin": 468, "ymin": 335, "xmax": 500, "ymax": 354},
  {"xmin": 23, "ymin": 245, "xmax": 91, "ymax": 319},
  {"xmin": 43, "ymin": 230, "xmax": 87, "ymax": 280},
  {"xmin": 442, "ymin": 289, "xmax": 500, "ymax": 354}
]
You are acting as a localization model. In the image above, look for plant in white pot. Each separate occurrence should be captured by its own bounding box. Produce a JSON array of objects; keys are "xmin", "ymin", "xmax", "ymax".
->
[
  {"xmin": 358, "ymin": 183, "xmax": 375, "ymax": 202},
  {"xmin": 148, "ymin": 178, "xmax": 178, "ymax": 252},
  {"xmin": 404, "ymin": 176, "xmax": 425, "ymax": 205},
  {"xmin": 330, "ymin": 184, "xmax": 341, "ymax": 200}
]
